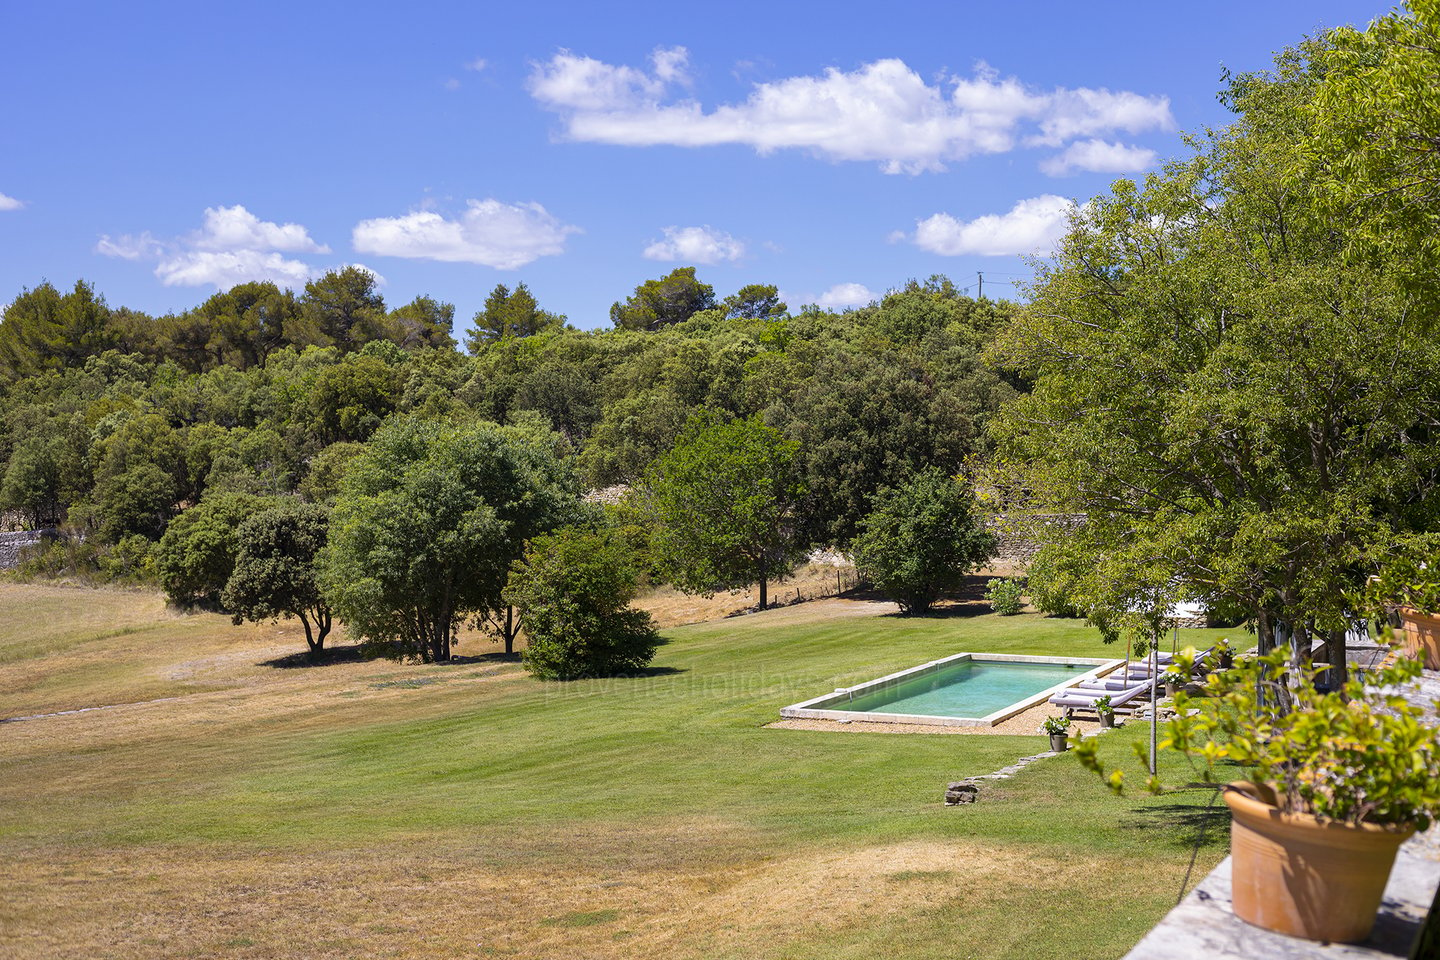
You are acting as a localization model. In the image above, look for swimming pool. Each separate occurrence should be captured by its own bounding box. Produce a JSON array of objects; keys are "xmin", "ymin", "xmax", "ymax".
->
[{"xmin": 780, "ymin": 653, "xmax": 1123, "ymax": 727}]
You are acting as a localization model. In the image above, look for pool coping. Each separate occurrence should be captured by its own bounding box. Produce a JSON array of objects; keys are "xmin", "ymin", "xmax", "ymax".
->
[{"xmin": 779, "ymin": 652, "xmax": 1126, "ymax": 727}]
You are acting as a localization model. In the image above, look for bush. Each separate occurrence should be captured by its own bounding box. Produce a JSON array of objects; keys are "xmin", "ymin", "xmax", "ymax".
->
[
  {"xmin": 1023, "ymin": 545, "xmax": 1085, "ymax": 618},
  {"xmin": 156, "ymin": 492, "xmax": 276, "ymax": 606},
  {"xmin": 850, "ymin": 468, "xmax": 996, "ymax": 614},
  {"xmin": 985, "ymin": 577, "xmax": 1024, "ymax": 615},
  {"xmin": 506, "ymin": 526, "xmax": 660, "ymax": 680}
]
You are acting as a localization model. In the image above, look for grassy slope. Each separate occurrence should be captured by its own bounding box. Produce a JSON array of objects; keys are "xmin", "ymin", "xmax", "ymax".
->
[{"xmin": 0, "ymin": 585, "xmax": 1232, "ymax": 960}]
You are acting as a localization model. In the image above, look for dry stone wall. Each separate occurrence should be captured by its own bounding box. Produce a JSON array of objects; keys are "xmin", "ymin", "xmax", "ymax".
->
[
  {"xmin": 0, "ymin": 530, "xmax": 53, "ymax": 569},
  {"xmin": 986, "ymin": 514, "xmax": 1085, "ymax": 566}
]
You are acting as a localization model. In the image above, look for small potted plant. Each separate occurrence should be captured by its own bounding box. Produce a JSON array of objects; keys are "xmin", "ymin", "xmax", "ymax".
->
[
  {"xmin": 1214, "ymin": 637, "xmax": 1233, "ymax": 670},
  {"xmin": 1041, "ymin": 715, "xmax": 1071, "ymax": 752},
  {"xmin": 1094, "ymin": 694, "xmax": 1116, "ymax": 729},
  {"xmin": 1370, "ymin": 540, "xmax": 1440, "ymax": 670},
  {"xmin": 1075, "ymin": 648, "xmax": 1440, "ymax": 943},
  {"xmin": 1161, "ymin": 668, "xmax": 1185, "ymax": 699}
]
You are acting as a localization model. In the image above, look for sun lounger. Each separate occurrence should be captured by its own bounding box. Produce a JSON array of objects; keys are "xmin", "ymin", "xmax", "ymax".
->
[{"xmin": 1048, "ymin": 679, "xmax": 1153, "ymax": 716}]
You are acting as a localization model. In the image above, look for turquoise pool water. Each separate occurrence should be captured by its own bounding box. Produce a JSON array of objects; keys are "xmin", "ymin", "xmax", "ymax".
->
[{"xmin": 837, "ymin": 659, "xmax": 1090, "ymax": 718}]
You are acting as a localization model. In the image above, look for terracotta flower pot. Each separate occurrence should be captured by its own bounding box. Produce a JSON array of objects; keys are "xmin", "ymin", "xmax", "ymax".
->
[
  {"xmin": 1224, "ymin": 781, "xmax": 1414, "ymax": 943},
  {"xmin": 1048, "ymin": 733, "xmax": 1068, "ymax": 752},
  {"xmin": 1398, "ymin": 607, "xmax": 1440, "ymax": 670}
]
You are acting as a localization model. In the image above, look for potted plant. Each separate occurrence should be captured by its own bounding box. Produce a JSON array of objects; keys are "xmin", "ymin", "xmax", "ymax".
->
[
  {"xmin": 1370, "ymin": 545, "xmax": 1440, "ymax": 670},
  {"xmin": 1094, "ymin": 694, "xmax": 1116, "ymax": 729},
  {"xmin": 1161, "ymin": 668, "xmax": 1185, "ymax": 699},
  {"xmin": 1041, "ymin": 715, "xmax": 1071, "ymax": 752},
  {"xmin": 1075, "ymin": 649, "xmax": 1440, "ymax": 943},
  {"xmin": 1215, "ymin": 637, "xmax": 1234, "ymax": 671}
]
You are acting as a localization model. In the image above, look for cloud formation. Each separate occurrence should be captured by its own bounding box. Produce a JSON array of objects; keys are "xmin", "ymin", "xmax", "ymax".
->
[
  {"xmin": 1039, "ymin": 138, "xmax": 1157, "ymax": 176},
  {"xmin": 642, "ymin": 225, "xmax": 745, "ymax": 264},
  {"xmin": 910, "ymin": 195, "xmax": 1076, "ymax": 257},
  {"xmin": 529, "ymin": 48, "xmax": 1173, "ymax": 174},
  {"xmin": 817, "ymin": 282, "xmax": 877, "ymax": 308},
  {"xmin": 352, "ymin": 199, "xmax": 580, "ymax": 270},
  {"xmin": 0, "ymin": 192, "xmax": 22, "ymax": 211},
  {"xmin": 96, "ymin": 204, "xmax": 334, "ymax": 290}
]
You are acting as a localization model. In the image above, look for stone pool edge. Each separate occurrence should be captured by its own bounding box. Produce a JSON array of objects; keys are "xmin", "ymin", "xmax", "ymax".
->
[{"xmin": 779, "ymin": 652, "xmax": 1125, "ymax": 728}]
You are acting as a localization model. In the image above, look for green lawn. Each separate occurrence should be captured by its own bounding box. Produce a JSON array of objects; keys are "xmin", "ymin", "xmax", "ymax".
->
[{"xmin": 0, "ymin": 587, "xmax": 1233, "ymax": 959}]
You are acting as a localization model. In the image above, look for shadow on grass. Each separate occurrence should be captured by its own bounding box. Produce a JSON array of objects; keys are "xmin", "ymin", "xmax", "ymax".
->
[
  {"xmin": 882, "ymin": 602, "xmax": 993, "ymax": 620},
  {"xmin": 260, "ymin": 645, "xmax": 369, "ymax": 669},
  {"xmin": 1117, "ymin": 790, "xmax": 1230, "ymax": 850}
]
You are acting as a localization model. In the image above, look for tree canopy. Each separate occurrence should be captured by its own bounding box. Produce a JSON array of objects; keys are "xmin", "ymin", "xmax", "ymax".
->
[
  {"xmin": 223, "ymin": 500, "xmax": 334, "ymax": 658},
  {"xmin": 321, "ymin": 416, "xmax": 579, "ymax": 662},
  {"xmin": 641, "ymin": 414, "xmax": 807, "ymax": 610},
  {"xmin": 987, "ymin": 32, "xmax": 1440, "ymax": 677},
  {"xmin": 610, "ymin": 267, "xmax": 717, "ymax": 331},
  {"xmin": 851, "ymin": 469, "xmax": 996, "ymax": 614}
]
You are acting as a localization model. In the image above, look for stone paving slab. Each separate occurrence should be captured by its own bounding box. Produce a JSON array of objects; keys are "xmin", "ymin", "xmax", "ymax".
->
[
  {"xmin": 1123, "ymin": 837, "xmax": 1439, "ymax": 959},
  {"xmin": 1126, "ymin": 667, "xmax": 1440, "ymax": 959}
]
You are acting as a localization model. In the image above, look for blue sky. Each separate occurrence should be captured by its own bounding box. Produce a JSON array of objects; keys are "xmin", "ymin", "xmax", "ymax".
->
[{"xmin": 0, "ymin": 0, "xmax": 1391, "ymax": 335}]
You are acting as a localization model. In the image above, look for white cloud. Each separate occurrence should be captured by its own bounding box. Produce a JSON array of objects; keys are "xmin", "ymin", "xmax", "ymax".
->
[
  {"xmin": 96, "ymin": 204, "xmax": 335, "ymax": 290},
  {"xmin": 911, "ymin": 195, "xmax": 1076, "ymax": 257},
  {"xmin": 95, "ymin": 232, "xmax": 163, "ymax": 260},
  {"xmin": 642, "ymin": 225, "xmax": 745, "ymax": 264},
  {"xmin": 444, "ymin": 78, "xmax": 461, "ymax": 91},
  {"xmin": 154, "ymin": 250, "xmax": 317, "ymax": 289},
  {"xmin": 465, "ymin": 58, "xmax": 487, "ymax": 72},
  {"xmin": 190, "ymin": 204, "xmax": 329, "ymax": 254},
  {"xmin": 817, "ymin": 282, "xmax": 877, "ymax": 309},
  {"xmin": 352, "ymin": 199, "xmax": 580, "ymax": 270},
  {"xmin": 0, "ymin": 192, "xmax": 23, "ymax": 211},
  {"xmin": 528, "ymin": 49, "xmax": 1173, "ymax": 175},
  {"xmin": 1039, "ymin": 138, "xmax": 1157, "ymax": 176}
]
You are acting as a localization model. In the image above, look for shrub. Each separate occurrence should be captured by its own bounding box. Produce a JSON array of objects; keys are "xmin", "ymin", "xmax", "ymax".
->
[
  {"xmin": 850, "ymin": 468, "xmax": 996, "ymax": 614},
  {"xmin": 985, "ymin": 577, "xmax": 1024, "ymax": 615},
  {"xmin": 223, "ymin": 502, "xmax": 333, "ymax": 658},
  {"xmin": 1023, "ymin": 545, "xmax": 1084, "ymax": 618},
  {"xmin": 506, "ymin": 526, "xmax": 660, "ymax": 681},
  {"xmin": 156, "ymin": 492, "xmax": 275, "ymax": 606}
]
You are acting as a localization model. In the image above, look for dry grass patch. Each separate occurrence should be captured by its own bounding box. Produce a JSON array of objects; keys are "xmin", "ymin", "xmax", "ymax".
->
[{"xmin": 2, "ymin": 838, "xmax": 1156, "ymax": 960}]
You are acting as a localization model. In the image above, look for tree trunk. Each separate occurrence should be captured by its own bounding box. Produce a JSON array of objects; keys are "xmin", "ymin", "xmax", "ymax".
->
[
  {"xmin": 315, "ymin": 607, "xmax": 331, "ymax": 647},
  {"xmin": 758, "ymin": 576, "xmax": 767, "ymax": 611},
  {"xmin": 504, "ymin": 605, "xmax": 516, "ymax": 655},
  {"xmin": 1328, "ymin": 625, "xmax": 1348, "ymax": 697},
  {"xmin": 299, "ymin": 612, "xmax": 319, "ymax": 660}
]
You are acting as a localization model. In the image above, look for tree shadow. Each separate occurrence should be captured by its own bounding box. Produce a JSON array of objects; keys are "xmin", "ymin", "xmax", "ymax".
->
[
  {"xmin": 1116, "ymin": 788, "xmax": 1231, "ymax": 850},
  {"xmin": 260, "ymin": 645, "xmax": 370, "ymax": 669},
  {"xmin": 883, "ymin": 602, "xmax": 993, "ymax": 620},
  {"xmin": 631, "ymin": 665, "xmax": 686, "ymax": 677},
  {"xmin": 448, "ymin": 651, "xmax": 523, "ymax": 665}
]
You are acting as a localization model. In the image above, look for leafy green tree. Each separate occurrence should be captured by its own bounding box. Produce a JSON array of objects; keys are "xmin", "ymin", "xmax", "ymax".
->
[
  {"xmin": 850, "ymin": 469, "xmax": 996, "ymax": 614},
  {"xmin": 578, "ymin": 391, "xmax": 690, "ymax": 486},
  {"xmin": 223, "ymin": 501, "xmax": 333, "ymax": 658},
  {"xmin": 299, "ymin": 267, "xmax": 390, "ymax": 349},
  {"xmin": 1300, "ymin": 4, "xmax": 1440, "ymax": 307},
  {"xmin": 156, "ymin": 492, "xmax": 274, "ymax": 606},
  {"xmin": 0, "ymin": 281, "xmax": 115, "ymax": 380},
  {"xmin": 322, "ymin": 417, "xmax": 578, "ymax": 662},
  {"xmin": 723, "ymin": 283, "xmax": 787, "ymax": 320},
  {"xmin": 309, "ymin": 354, "xmax": 399, "ymax": 443},
  {"xmin": 610, "ymin": 267, "xmax": 716, "ymax": 331},
  {"xmin": 505, "ymin": 526, "xmax": 660, "ymax": 680},
  {"xmin": 388, "ymin": 295, "xmax": 457, "ymax": 351},
  {"xmin": 642, "ymin": 414, "xmax": 807, "ymax": 610},
  {"xmin": 465, "ymin": 283, "xmax": 565, "ymax": 350},
  {"xmin": 1, "ymin": 433, "xmax": 73, "ymax": 527},
  {"xmin": 299, "ymin": 442, "xmax": 367, "ymax": 503},
  {"xmin": 987, "ymin": 44, "xmax": 1440, "ymax": 683},
  {"xmin": 92, "ymin": 463, "xmax": 177, "ymax": 542}
]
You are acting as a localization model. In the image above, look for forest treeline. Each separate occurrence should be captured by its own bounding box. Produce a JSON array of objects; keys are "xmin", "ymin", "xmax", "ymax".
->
[{"xmin": 0, "ymin": 266, "xmax": 1021, "ymax": 579}]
